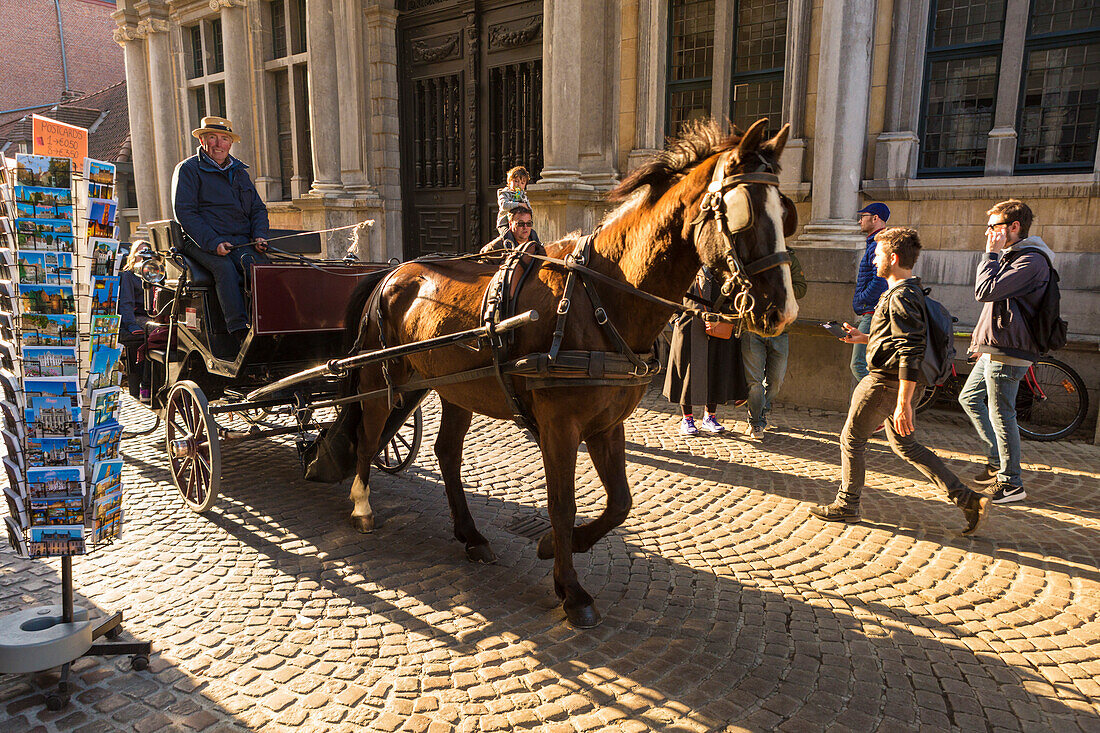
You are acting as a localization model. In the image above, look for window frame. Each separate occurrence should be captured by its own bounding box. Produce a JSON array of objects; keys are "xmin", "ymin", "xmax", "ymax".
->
[
  {"xmin": 261, "ymin": 0, "xmax": 313, "ymax": 201},
  {"xmin": 664, "ymin": 0, "xmax": 716, "ymax": 137},
  {"xmin": 182, "ymin": 17, "xmax": 228, "ymax": 132},
  {"xmin": 727, "ymin": 0, "xmax": 788, "ymax": 136}
]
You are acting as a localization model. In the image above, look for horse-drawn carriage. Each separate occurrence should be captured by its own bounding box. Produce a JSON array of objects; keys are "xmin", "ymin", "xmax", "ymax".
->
[
  {"xmin": 130, "ymin": 119, "xmax": 797, "ymax": 628},
  {"xmin": 132, "ymin": 220, "xmax": 429, "ymax": 511}
]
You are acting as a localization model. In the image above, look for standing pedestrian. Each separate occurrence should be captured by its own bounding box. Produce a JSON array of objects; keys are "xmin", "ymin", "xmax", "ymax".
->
[
  {"xmin": 664, "ymin": 269, "xmax": 747, "ymax": 435},
  {"xmin": 851, "ymin": 203, "xmax": 890, "ymax": 381},
  {"xmin": 740, "ymin": 248, "xmax": 806, "ymax": 439},
  {"xmin": 958, "ymin": 199, "xmax": 1055, "ymax": 504},
  {"xmin": 809, "ymin": 227, "xmax": 990, "ymax": 535}
]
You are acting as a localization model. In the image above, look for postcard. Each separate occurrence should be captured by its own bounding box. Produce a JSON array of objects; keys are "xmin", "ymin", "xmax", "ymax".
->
[
  {"xmin": 91, "ymin": 314, "xmax": 120, "ymax": 335},
  {"xmin": 0, "ymin": 369, "xmax": 20, "ymax": 408},
  {"xmin": 92, "ymin": 493, "xmax": 121, "ymax": 525},
  {"xmin": 87, "ymin": 200, "xmax": 116, "ymax": 239},
  {"xmin": 22, "ymin": 346, "xmax": 78, "ymax": 378},
  {"xmin": 3, "ymin": 455, "xmax": 24, "ymax": 494},
  {"xmin": 24, "ymin": 377, "xmax": 80, "ymax": 407},
  {"xmin": 17, "ymin": 250, "xmax": 73, "ymax": 285},
  {"xmin": 26, "ymin": 466, "xmax": 84, "ymax": 499},
  {"xmin": 90, "ymin": 458, "xmax": 122, "ymax": 500},
  {"xmin": 14, "ymin": 186, "xmax": 71, "ymax": 208},
  {"xmin": 18, "ymin": 313, "xmax": 77, "ymax": 346},
  {"xmin": 19, "ymin": 283, "xmax": 75, "ymax": 316},
  {"xmin": 2, "ymin": 429, "xmax": 21, "ymax": 470},
  {"xmin": 24, "ymin": 399, "xmax": 82, "ymax": 440},
  {"xmin": 88, "ymin": 238, "xmax": 120, "ymax": 278},
  {"xmin": 88, "ymin": 422, "xmax": 121, "ymax": 463},
  {"xmin": 28, "ymin": 524, "xmax": 85, "ymax": 558},
  {"xmin": 29, "ymin": 495, "xmax": 84, "ymax": 526},
  {"xmin": 14, "ymin": 154, "xmax": 71, "ymax": 189},
  {"xmin": 0, "ymin": 340, "xmax": 14, "ymax": 371},
  {"xmin": 5, "ymin": 517, "xmax": 28, "ymax": 556},
  {"xmin": 87, "ymin": 345, "xmax": 121, "ymax": 390},
  {"xmin": 93, "ymin": 506, "xmax": 122, "ymax": 543},
  {"xmin": 26, "ymin": 435, "xmax": 84, "ymax": 468},
  {"xmin": 86, "ymin": 159, "xmax": 116, "ymax": 200},
  {"xmin": 87, "ymin": 387, "xmax": 120, "ymax": 430},
  {"xmin": 1, "ymin": 400, "xmax": 23, "ymax": 439},
  {"xmin": 89, "ymin": 331, "xmax": 118, "ymax": 356},
  {"xmin": 5, "ymin": 490, "xmax": 28, "ymax": 529},
  {"xmin": 90, "ymin": 276, "xmax": 119, "ymax": 316},
  {"xmin": 15, "ymin": 202, "xmax": 35, "ymax": 219}
]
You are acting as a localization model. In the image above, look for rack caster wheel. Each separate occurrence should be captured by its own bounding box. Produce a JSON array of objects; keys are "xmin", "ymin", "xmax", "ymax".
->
[
  {"xmin": 45, "ymin": 693, "xmax": 69, "ymax": 711},
  {"xmin": 105, "ymin": 626, "xmax": 122, "ymax": 640},
  {"xmin": 56, "ymin": 679, "xmax": 70, "ymax": 695},
  {"xmin": 130, "ymin": 654, "xmax": 149, "ymax": 671}
]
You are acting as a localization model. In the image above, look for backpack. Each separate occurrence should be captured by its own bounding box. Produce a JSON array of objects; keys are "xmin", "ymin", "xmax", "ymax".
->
[
  {"xmin": 1012, "ymin": 249, "xmax": 1068, "ymax": 354},
  {"xmin": 918, "ymin": 288, "xmax": 957, "ymax": 387}
]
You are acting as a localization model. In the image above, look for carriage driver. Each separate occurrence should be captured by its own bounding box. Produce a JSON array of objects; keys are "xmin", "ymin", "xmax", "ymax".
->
[{"xmin": 171, "ymin": 115, "xmax": 271, "ymax": 348}]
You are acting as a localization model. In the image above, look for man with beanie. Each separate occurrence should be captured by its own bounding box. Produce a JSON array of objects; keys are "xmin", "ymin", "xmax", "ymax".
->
[
  {"xmin": 958, "ymin": 199, "xmax": 1055, "ymax": 504},
  {"xmin": 851, "ymin": 203, "xmax": 890, "ymax": 381}
]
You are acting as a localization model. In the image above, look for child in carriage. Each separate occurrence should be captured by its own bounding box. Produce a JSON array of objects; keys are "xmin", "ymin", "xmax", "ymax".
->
[{"xmin": 496, "ymin": 166, "xmax": 533, "ymax": 237}]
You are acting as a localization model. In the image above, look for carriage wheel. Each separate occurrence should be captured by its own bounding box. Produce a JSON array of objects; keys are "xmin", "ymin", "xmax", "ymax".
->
[
  {"xmin": 165, "ymin": 380, "xmax": 221, "ymax": 512},
  {"xmin": 373, "ymin": 407, "xmax": 423, "ymax": 474}
]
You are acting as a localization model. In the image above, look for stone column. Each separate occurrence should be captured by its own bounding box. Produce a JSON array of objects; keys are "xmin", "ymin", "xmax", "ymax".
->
[
  {"xmin": 219, "ymin": 0, "xmax": 256, "ymax": 167},
  {"xmin": 536, "ymin": 0, "xmax": 584, "ymax": 186},
  {"xmin": 113, "ymin": 26, "xmax": 158, "ymax": 224},
  {"xmin": 797, "ymin": 0, "xmax": 876, "ymax": 248},
  {"xmin": 144, "ymin": 19, "xmax": 180, "ymax": 219},
  {"xmin": 364, "ymin": 3, "xmax": 402, "ymax": 260},
  {"xmin": 305, "ymin": 0, "xmax": 344, "ymax": 195},
  {"xmin": 778, "ymin": 0, "xmax": 813, "ymax": 191},
  {"xmin": 335, "ymin": 0, "xmax": 371, "ymax": 195},
  {"xmin": 872, "ymin": 0, "xmax": 928, "ymax": 182},
  {"xmin": 985, "ymin": 0, "xmax": 1030, "ymax": 176},
  {"xmin": 627, "ymin": 0, "xmax": 666, "ymax": 172}
]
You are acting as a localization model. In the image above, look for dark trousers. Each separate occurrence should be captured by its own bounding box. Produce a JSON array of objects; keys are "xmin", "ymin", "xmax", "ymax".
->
[
  {"xmin": 839, "ymin": 374, "xmax": 974, "ymax": 508},
  {"xmin": 184, "ymin": 244, "xmax": 270, "ymax": 332},
  {"xmin": 119, "ymin": 330, "xmax": 149, "ymax": 398}
]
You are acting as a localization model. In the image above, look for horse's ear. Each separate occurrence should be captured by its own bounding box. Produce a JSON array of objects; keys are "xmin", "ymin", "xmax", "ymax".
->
[
  {"xmin": 738, "ymin": 118, "xmax": 769, "ymax": 155},
  {"xmin": 780, "ymin": 193, "xmax": 798, "ymax": 238},
  {"xmin": 769, "ymin": 123, "xmax": 791, "ymax": 157}
]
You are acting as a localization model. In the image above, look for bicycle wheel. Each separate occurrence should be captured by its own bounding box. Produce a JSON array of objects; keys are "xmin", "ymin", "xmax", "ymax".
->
[
  {"xmin": 914, "ymin": 384, "xmax": 939, "ymax": 414},
  {"xmin": 1016, "ymin": 357, "xmax": 1089, "ymax": 441}
]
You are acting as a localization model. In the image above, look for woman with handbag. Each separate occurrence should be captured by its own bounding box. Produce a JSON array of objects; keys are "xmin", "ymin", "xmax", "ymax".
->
[{"xmin": 662, "ymin": 268, "xmax": 748, "ymax": 435}]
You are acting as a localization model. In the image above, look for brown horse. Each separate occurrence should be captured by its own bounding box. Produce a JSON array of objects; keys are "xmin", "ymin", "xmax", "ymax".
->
[{"xmin": 342, "ymin": 119, "xmax": 798, "ymax": 627}]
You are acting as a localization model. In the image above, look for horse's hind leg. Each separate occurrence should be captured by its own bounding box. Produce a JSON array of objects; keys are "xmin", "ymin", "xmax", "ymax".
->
[
  {"xmin": 537, "ymin": 421, "xmax": 631, "ymax": 559},
  {"xmin": 435, "ymin": 399, "xmax": 496, "ymax": 563},
  {"xmin": 349, "ymin": 396, "xmax": 390, "ymax": 533}
]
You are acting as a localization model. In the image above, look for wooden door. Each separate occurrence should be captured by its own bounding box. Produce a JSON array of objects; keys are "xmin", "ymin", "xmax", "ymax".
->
[{"xmin": 398, "ymin": 0, "xmax": 543, "ymax": 257}]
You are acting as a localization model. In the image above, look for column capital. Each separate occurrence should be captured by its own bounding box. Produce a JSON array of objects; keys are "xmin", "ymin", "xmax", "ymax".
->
[
  {"xmin": 364, "ymin": 4, "xmax": 398, "ymax": 26},
  {"xmin": 210, "ymin": 0, "xmax": 248, "ymax": 9}
]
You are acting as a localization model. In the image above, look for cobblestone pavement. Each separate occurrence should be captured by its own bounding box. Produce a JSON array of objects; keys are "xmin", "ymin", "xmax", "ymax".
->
[{"xmin": 1, "ymin": 387, "xmax": 1098, "ymax": 732}]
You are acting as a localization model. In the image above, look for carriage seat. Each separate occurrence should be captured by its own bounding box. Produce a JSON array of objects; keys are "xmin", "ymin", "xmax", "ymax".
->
[
  {"xmin": 146, "ymin": 220, "xmax": 214, "ymax": 289},
  {"xmin": 178, "ymin": 251, "xmax": 215, "ymax": 289}
]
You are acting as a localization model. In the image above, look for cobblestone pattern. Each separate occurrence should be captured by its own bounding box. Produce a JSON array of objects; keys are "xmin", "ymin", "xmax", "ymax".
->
[{"xmin": 0, "ymin": 389, "xmax": 1098, "ymax": 732}]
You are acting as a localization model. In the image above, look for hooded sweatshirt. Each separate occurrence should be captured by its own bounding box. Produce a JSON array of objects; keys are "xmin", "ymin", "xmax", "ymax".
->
[{"xmin": 970, "ymin": 235, "xmax": 1055, "ymax": 363}]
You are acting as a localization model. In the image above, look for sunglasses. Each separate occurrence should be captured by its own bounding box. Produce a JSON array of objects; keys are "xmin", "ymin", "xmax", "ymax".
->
[{"xmin": 513, "ymin": 221, "xmax": 533, "ymax": 228}]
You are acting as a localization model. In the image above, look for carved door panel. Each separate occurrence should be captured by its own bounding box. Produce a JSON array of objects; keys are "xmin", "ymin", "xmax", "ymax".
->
[{"xmin": 398, "ymin": 0, "xmax": 543, "ymax": 257}]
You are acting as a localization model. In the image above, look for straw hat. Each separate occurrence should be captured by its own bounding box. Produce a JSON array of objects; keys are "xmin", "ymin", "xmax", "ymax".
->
[{"xmin": 192, "ymin": 116, "xmax": 241, "ymax": 143}]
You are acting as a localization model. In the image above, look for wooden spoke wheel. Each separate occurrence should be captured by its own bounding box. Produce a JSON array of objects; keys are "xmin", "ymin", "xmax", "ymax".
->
[
  {"xmin": 373, "ymin": 407, "xmax": 423, "ymax": 474},
  {"xmin": 165, "ymin": 380, "xmax": 221, "ymax": 512}
]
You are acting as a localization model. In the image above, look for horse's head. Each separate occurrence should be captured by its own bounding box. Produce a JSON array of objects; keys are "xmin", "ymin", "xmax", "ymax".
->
[{"xmin": 688, "ymin": 119, "xmax": 799, "ymax": 337}]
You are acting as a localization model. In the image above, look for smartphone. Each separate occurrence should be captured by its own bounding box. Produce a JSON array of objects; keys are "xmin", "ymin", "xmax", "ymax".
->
[{"xmin": 820, "ymin": 321, "xmax": 849, "ymax": 339}]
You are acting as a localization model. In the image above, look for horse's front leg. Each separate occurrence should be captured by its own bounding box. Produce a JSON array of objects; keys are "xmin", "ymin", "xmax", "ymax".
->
[
  {"xmin": 537, "ymin": 421, "xmax": 631, "ymax": 559},
  {"xmin": 541, "ymin": 426, "xmax": 600, "ymax": 628},
  {"xmin": 435, "ymin": 399, "xmax": 495, "ymax": 563}
]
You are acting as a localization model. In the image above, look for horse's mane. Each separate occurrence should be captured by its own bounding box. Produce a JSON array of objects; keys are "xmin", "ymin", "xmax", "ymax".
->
[{"xmin": 607, "ymin": 119, "xmax": 740, "ymax": 206}]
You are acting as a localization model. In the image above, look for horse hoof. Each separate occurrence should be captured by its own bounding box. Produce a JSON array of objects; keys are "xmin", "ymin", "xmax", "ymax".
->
[
  {"xmin": 536, "ymin": 532, "xmax": 555, "ymax": 559},
  {"xmin": 564, "ymin": 603, "xmax": 601, "ymax": 629},
  {"xmin": 465, "ymin": 543, "xmax": 497, "ymax": 564},
  {"xmin": 348, "ymin": 514, "xmax": 375, "ymax": 533}
]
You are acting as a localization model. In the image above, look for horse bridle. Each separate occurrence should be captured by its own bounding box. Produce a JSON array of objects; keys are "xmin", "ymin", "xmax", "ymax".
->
[{"xmin": 688, "ymin": 150, "xmax": 791, "ymax": 325}]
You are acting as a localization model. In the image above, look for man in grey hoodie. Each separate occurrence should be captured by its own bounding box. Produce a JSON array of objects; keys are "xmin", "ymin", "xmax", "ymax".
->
[{"xmin": 959, "ymin": 199, "xmax": 1055, "ymax": 504}]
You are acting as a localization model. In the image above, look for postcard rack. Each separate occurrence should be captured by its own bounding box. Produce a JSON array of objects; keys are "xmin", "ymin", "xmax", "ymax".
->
[{"xmin": 0, "ymin": 147, "xmax": 149, "ymax": 709}]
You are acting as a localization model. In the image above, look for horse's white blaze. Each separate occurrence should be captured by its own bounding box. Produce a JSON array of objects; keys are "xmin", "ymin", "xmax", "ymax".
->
[{"xmin": 764, "ymin": 187, "xmax": 799, "ymax": 327}]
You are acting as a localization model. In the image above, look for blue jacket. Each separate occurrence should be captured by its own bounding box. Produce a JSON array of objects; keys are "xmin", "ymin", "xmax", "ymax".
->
[
  {"xmin": 171, "ymin": 148, "xmax": 269, "ymax": 253},
  {"xmin": 853, "ymin": 232, "xmax": 888, "ymax": 315},
  {"xmin": 118, "ymin": 270, "xmax": 151, "ymax": 334}
]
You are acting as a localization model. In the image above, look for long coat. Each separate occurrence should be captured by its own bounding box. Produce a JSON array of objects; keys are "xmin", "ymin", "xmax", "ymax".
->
[
  {"xmin": 662, "ymin": 270, "xmax": 747, "ymax": 408},
  {"xmin": 171, "ymin": 148, "xmax": 270, "ymax": 253}
]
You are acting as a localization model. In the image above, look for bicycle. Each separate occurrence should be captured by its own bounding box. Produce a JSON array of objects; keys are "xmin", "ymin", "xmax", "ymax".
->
[{"xmin": 915, "ymin": 352, "xmax": 1089, "ymax": 442}]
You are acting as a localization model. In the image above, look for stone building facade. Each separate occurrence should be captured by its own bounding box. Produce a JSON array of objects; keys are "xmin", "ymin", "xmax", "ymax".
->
[{"xmin": 116, "ymin": 0, "xmax": 1099, "ymax": 435}]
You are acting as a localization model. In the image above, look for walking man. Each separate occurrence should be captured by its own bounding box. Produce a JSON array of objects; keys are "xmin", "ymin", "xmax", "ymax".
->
[
  {"xmin": 851, "ymin": 203, "xmax": 890, "ymax": 381},
  {"xmin": 740, "ymin": 248, "xmax": 806, "ymax": 439},
  {"xmin": 809, "ymin": 227, "xmax": 990, "ymax": 535},
  {"xmin": 958, "ymin": 200, "xmax": 1054, "ymax": 504}
]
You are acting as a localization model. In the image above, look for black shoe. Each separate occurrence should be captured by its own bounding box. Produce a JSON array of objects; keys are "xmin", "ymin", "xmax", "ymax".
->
[
  {"xmin": 230, "ymin": 328, "xmax": 248, "ymax": 347},
  {"xmin": 808, "ymin": 502, "xmax": 861, "ymax": 523},
  {"xmin": 961, "ymin": 494, "xmax": 991, "ymax": 536},
  {"xmin": 991, "ymin": 484, "xmax": 1026, "ymax": 504},
  {"xmin": 972, "ymin": 464, "xmax": 997, "ymax": 486}
]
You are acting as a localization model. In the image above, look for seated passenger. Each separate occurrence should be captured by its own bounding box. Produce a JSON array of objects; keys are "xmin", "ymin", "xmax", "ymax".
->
[
  {"xmin": 118, "ymin": 240, "xmax": 159, "ymax": 400},
  {"xmin": 480, "ymin": 206, "xmax": 542, "ymax": 258},
  {"xmin": 171, "ymin": 115, "xmax": 270, "ymax": 346}
]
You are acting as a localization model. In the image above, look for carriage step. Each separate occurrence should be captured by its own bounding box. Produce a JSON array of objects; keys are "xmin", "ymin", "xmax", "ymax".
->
[{"xmin": 506, "ymin": 514, "xmax": 552, "ymax": 541}]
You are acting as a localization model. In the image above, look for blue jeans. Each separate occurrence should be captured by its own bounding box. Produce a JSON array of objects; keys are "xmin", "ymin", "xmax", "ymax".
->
[
  {"xmin": 184, "ymin": 243, "xmax": 269, "ymax": 332},
  {"xmin": 741, "ymin": 333, "xmax": 789, "ymax": 429},
  {"xmin": 958, "ymin": 355, "xmax": 1029, "ymax": 488},
  {"xmin": 849, "ymin": 312, "xmax": 874, "ymax": 381}
]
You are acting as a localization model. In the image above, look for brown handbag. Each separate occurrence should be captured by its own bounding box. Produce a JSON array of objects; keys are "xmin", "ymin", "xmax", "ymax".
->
[{"xmin": 704, "ymin": 319, "xmax": 733, "ymax": 339}]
